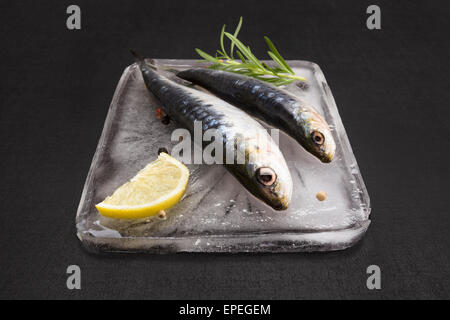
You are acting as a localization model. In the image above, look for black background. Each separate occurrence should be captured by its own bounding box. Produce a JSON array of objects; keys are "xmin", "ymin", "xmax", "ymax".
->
[{"xmin": 0, "ymin": 0, "xmax": 449, "ymax": 299}]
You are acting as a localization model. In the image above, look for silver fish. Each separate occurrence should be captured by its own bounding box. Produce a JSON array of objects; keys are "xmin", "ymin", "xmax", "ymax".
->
[
  {"xmin": 134, "ymin": 56, "xmax": 293, "ymax": 210},
  {"xmin": 177, "ymin": 68, "xmax": 336, "ymax": 163}
]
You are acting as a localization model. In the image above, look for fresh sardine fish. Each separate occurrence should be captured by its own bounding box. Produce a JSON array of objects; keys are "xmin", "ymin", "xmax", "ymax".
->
[
  {"xmin": 177, "ymin": 68, "xmax": 336, "ymax": 163},
  {"xmin": 135, "ymin": 57, "xmax": 293, "ymax": 210}
]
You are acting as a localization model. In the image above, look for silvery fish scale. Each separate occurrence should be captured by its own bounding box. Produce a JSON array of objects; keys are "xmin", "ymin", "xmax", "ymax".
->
[{"xmin": 76, "ymin": 60, "xmax": 371, "ymax": 253}]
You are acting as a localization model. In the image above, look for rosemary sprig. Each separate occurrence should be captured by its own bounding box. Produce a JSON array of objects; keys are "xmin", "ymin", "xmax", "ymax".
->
[{"xmin": 195, "ymin": 17, "xmax": 306, "ymax": 86}]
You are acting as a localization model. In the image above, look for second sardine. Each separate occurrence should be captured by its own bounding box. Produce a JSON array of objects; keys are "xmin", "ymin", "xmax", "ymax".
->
[{"xmin": 177, "ymin": 68, "xmax": 336, "ymax": 163}]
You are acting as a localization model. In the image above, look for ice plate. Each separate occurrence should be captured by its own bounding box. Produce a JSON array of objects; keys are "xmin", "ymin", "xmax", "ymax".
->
[{"xmin": 76, "ymin": 59, "xmax": 371, "ymax": 253}]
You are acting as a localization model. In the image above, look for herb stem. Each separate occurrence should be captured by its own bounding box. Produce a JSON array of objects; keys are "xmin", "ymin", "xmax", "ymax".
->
[{"xmin": 196, "ymin": 17, "xmax": 306, "ymax": 86}]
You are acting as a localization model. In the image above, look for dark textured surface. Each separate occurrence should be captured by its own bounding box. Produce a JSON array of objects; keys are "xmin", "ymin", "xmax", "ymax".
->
[{"xmin": 0, "ymin": 0, "xmax": 449, "ymax": 299}]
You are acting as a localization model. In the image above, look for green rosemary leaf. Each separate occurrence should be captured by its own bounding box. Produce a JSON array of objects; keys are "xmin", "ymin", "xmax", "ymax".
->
[
  {"xmin": 261, "ymin": 77, "xmax": 280, "ymax": 83},
  {"xmin": 264, "ymin": 36, "xmax": 294, "ymax": 74},
  {"xmin": 231, "ymin": 69, "xmax": 247, "ymax": 74},
  {"xmin": 223, "ymin": 63, "xmax": 256, "ymax": 71},
  {"xmin": 230, "ymin": 17, "xmax": 243, "ymax": 59},
  {"xmin": 262, "ymin": 62, "xmax": 279, "ymax": 74},
  {"xmin": 225, "ymin": 32, "xmax": 265, "ymax": 70},
  {"xmin": 220, "ymin": 25, "xmax": 228, "ymax": 58},
  {"xmin": 267, "ymin": 51, "xmax": 289, "ymax": 73},
  {"xmin": 270, "ymin": 66, "xmax": 286, "ymax": 73},
  {"xmin": 216, "ymin": 50, "xmax": 224, "ymax": 56},
  {"xmin": 236, "ymin": 50, "xmax": 246, "ymax": 63},
  {"xmin": 196, "ymin": 48, "xmax": 219, "ymax": 63},
  {"xmin": 278, "ymin": 79, "xmax": 294, "ymax": 85}
]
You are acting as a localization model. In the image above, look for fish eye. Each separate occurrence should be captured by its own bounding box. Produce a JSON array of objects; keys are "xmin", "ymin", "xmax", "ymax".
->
[
  {"xmin": 311, "ymin": 131, "xmax": 325, "ymax": 146},
  {"xmin": 256, "ymin": 167, "xmax": 277, "ymax": 186}
]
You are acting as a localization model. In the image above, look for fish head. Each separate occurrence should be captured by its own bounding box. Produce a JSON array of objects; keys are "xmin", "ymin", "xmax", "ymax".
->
[
  {"xmin": 294, "ymin": 107, "xmax": 336, "ymax": 163},
  {"xmin": 233, "ymin": 132, "xmax": 293, "ymax": 210}
]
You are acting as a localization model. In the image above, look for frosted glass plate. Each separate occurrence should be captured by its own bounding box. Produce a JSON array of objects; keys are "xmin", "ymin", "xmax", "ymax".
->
[{"xmin": 76, "ymin": 60, "xmax": 370, "ymax": 253}]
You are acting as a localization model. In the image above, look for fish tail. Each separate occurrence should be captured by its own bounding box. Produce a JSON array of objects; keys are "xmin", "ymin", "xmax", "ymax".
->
[
  {"xmin": 130, "ymin": 49, "xmax": 143, "ymax": 62},
  {"xmin": 130, "ymin": 49, "xmax": 157, "ymax": 70}
]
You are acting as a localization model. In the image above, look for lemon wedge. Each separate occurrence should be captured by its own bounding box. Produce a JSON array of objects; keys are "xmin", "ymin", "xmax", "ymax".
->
[{"xmin": 96, "ymin": 153, "xmax": 189, "ymax": 219}]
